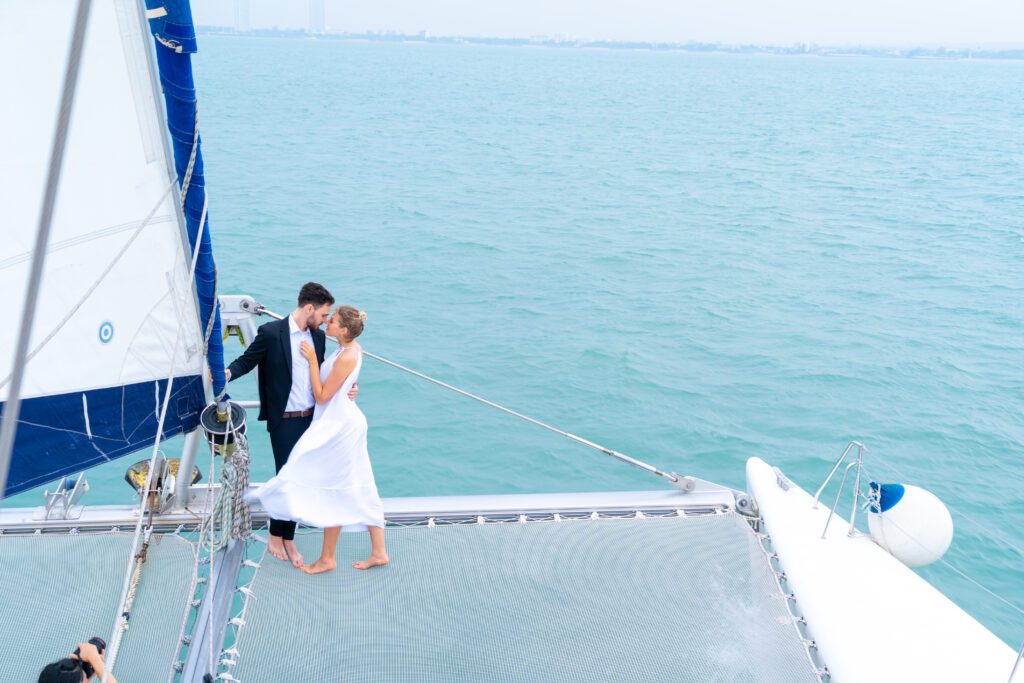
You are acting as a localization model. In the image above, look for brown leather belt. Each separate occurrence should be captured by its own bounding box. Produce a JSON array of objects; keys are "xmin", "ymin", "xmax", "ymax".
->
[{"xmin": 282, "ymin": 408, "xmax": 314, "ymax": 419}]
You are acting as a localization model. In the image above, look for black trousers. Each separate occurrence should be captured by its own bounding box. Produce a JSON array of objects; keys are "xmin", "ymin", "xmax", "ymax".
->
[{"xmin": 267, "ymin": 414, "xmax": 313, "ymax": 540}]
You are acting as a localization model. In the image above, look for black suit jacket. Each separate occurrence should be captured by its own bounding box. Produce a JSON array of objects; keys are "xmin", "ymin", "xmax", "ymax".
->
[{"xmin": 226, "ymin": 317, "xmax": 326, "ymax": 433}]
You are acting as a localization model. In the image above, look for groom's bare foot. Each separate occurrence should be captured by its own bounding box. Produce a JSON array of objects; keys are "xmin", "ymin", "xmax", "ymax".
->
[
  {"xmin": 352, "ymin": 553, "xmax": 389, "ymax": 570},
  {"xmin": 283, "ymin": 539, "xmax": 304, "ymax": 568},
  {"xmin": 267, "ymin": 535, "xmax": 288, "ymax": 562},
  {"xmin": 301, "ymin": 557, "xmax": 336, "ymax": 575}
]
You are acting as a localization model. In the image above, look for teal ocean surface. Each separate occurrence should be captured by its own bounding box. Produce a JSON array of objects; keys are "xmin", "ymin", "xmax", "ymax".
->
[{"xmin": 9, "ymin": 37, "xmax": 1024, "ymax": 645}]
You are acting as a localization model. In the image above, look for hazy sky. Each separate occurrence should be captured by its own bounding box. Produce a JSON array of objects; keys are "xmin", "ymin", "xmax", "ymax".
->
[{"xmin": 193, "ymin": 0, "xmax": 1024, "ymax": 47}]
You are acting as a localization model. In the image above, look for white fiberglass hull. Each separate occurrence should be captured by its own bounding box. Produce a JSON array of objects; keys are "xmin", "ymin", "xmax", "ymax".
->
[{"xmin": 747, "ymin": 457, "xmax": 1019, "ymax": 683}]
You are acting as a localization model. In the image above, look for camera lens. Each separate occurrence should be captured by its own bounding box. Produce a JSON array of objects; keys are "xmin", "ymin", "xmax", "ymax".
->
[{"xmin": 89, "ymin": 636, "xmax": 107, "ymax": 654}]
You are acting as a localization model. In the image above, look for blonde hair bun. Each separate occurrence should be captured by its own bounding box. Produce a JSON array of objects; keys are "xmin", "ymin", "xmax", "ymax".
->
[{"xmin": 335, "ymin": 305, "xmax": 367, "ymax": 339}]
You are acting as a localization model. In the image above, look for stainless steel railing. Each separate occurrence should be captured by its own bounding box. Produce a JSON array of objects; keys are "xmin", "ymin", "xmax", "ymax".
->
[{"xmin": 813, "ymin": 440, "xmax": 867, "ymax": 539}]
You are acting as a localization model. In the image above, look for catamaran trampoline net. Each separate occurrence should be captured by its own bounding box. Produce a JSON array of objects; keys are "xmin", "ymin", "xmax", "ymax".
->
[
  {"xmin": 0, "ymin": 531, "xmax": 195, "ymax": 682},
  {"xmin": 231, "ymin": 513, "xmax": 818, "ymax": 682}
]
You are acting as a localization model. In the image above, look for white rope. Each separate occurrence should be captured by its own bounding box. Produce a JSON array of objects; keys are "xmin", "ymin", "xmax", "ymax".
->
[
  {"xmin": 180, "ymin": 99, "xmax": 200, "ymax": 209},
  {"xmin": 218, "ymin": 541, "xmax": 268, "ymax": 679},
  {"xmin": 936, "ymin": 556, "xmax": 1024, "ymax": 618},
  {"xmin": 365, "ymin": 350, "xmax": 681, "ymax": 481},
  {"xmin": 754, "ymin": 529, "xmax": 826, "ymax": 682},
  {"xmin": 200, "ymin": 434, "xmax": 252, "ymax": 551},
  {"xmin": 178, "ymin": 108, "xmax": 227, "ymax": 402}
]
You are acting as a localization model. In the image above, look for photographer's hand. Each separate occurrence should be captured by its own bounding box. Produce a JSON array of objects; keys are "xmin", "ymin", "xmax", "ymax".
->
[{"xmin": 73, "ymin": 642, "xmax": 116, "ymax": 683}]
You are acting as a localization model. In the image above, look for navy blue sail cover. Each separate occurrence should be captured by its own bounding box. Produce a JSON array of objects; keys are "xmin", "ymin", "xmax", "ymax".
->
[
  {"xmin": 147, "ymin": 0, "xmax": 227, "ymax": 396},
  {"xmin": 3, "ymin": 378, "xmax": 205, "ymax": 496}
]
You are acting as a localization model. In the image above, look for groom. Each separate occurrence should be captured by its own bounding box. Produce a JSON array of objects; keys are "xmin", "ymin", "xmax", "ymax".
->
[{"xmin": 225, "ymin": 282, "xmax": 356, "ymax": 566}]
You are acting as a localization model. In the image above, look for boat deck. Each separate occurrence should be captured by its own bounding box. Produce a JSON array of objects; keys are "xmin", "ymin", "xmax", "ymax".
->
[
  {"xmin": 231, "ymin": 511, "xmax": 818, "ymax": 682},
  {"xmin": 0, "ymin": 489, "xmax": 823, "ymax": 682},
  {"xmin": 0, "ymin": 531, "xmax": 194, "ymax": 682}
]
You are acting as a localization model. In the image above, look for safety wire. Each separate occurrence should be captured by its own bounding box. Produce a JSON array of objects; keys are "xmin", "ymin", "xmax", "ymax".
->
[
  {"xmin": 862, "ymin": 456, "xmax": 1024, "ymax": 683},
  {"xmin": 862, "ymin": 466, "xmax": 1024, "ymax": 625},
  {"xmin": 870, "ymin": 457, "xmax": 1024, "ymax": 560},
  {"xmin": 253, "ymin": 306, "xmax": 683, "ymax": 487},
  {"xmin": 855, "ymin": 478, "xmax": 1024, "ymax": 619},
  {"xmin": 857, "ymin": 464, "xmax": 1024, "ymax": 682}
]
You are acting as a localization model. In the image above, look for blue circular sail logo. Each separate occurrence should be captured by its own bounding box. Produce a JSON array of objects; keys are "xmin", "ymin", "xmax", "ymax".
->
[{"xmin": 98, "ymin": 321, "xmax": 114, "ymax": 344}]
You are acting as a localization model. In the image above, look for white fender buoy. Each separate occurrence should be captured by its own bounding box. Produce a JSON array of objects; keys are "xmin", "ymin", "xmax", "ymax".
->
[{"xmin": 867, "ymin": 482, "xmax": 953, "ymax": 567}]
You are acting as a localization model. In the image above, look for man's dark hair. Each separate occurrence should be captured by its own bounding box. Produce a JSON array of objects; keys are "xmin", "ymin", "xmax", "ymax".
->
[
  {"xmin": 38, "ymin": 659, "xmax": 83, "ymax": 683},
  {"xmin": 297, "ymin": 282, "xmax": 334, "ymax": 308}
]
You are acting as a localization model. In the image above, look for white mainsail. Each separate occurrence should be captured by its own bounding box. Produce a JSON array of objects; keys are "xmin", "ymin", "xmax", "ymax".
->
[{"xmin": 0, "ymin": 0, "xmax": 207, "ymax": 495}]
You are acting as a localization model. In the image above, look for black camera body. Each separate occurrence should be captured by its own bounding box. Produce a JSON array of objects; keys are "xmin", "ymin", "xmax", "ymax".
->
[{"xmin": 74, "ymin": 637, "xmax": 106, "ymax": 678}]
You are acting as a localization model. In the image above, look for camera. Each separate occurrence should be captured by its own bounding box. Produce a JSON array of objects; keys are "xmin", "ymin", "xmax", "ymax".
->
[{"xmin": 73, "ymin": 637, "xmax": 106, "ymax": 678}]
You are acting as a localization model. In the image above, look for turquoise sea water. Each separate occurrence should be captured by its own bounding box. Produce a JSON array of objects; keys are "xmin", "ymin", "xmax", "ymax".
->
[{"xmin": 9, "ymin": 37, "xmax": 1024, "ymax": 646}]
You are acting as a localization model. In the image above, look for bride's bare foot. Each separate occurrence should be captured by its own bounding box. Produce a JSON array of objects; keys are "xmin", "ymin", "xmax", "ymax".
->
[
  {"xmin": 301, "ymin": 557, "xmax": 337, "ymax": 575},
  {"xmin": 267, "ymin": 535, "xmax": 288, "ymax": 562},
  {"xmin": 352, "ymin": 553, "xmax": 389, "ymax": 570},
  {"xmin": 283, "ymin": 539, "xmax": 304, "ymax": 568}
]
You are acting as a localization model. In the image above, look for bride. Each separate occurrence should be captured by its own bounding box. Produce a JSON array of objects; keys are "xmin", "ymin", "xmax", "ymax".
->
[{"xmin": 248, "ymin": 305, "xmax": 388, "ymax": 573}]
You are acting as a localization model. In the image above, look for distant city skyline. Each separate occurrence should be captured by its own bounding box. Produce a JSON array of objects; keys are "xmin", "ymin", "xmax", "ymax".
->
[{"xmin": 193, "ymin": 0, "xmax": 1024, "ymax": 47}]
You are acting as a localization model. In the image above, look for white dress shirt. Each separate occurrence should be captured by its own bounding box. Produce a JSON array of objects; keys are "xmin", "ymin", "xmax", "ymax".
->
[{"xmin": 285, "ymin": 314, "xmax": 315, "ymax": 412}]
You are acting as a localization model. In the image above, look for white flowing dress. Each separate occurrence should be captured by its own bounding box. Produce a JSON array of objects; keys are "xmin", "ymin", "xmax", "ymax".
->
[{"xmin": 248, "ymin": 347, "xmax": 385, "ymax": 531}]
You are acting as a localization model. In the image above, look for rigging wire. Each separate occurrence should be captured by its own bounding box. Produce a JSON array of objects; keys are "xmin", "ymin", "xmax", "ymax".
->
[
  {"xmin": 858, "ymin": 478, "xmax": 1024, "ymax": 682},
  {"xmin": 249, "ymin": 305, "xmax": 1024, "ymax": 667},
  {"xmin": 820, "ymin": 480, "xmax": 1022, "ymax": 678},
  {"xmin": 869, "ymin": 492, "xmax": 1023, "ymax": 619},
  {"xmin": 855, "ymin": 469, "xmax": 1024, "ymax": 619},
  {"xmin": 254, "ymin": 306, "xmax": 684, "ymax": 487},
  {"xmin": 102, "ymin": 186, "xmax": 212, "ymax": 683},
  {"xmin": 869, "ymin": 457, "xmax": 1024, "ymax": 561}
]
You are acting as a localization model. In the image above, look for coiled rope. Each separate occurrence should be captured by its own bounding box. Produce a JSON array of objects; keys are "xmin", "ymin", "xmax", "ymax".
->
[{"xmin": 201, "ymin": 432, "xmax": 253, "ymax": 552}]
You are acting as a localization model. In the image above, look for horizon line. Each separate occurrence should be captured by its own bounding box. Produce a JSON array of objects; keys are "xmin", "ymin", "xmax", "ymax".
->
[{"xmin": 194, "ymin": 27, "xmax": 1024, "ymax": 56}]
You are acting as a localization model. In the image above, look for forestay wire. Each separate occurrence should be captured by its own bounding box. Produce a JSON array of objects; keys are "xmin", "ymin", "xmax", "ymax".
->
[{"xmin": 253, "ymin": 306, "xmax": 683, "ymax": 486}]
